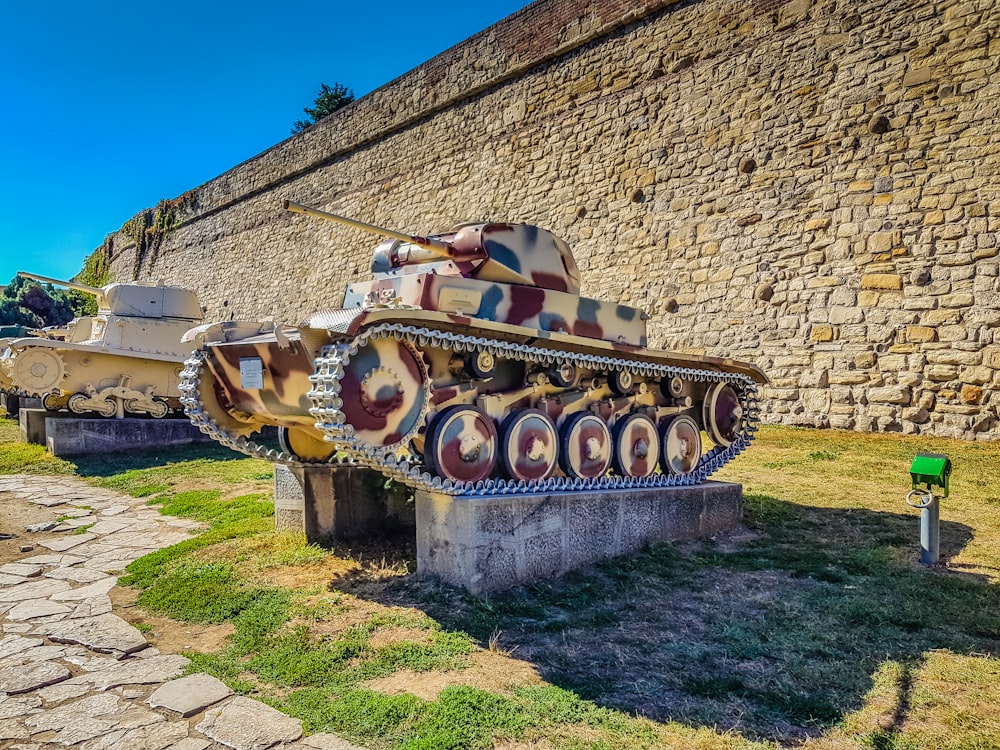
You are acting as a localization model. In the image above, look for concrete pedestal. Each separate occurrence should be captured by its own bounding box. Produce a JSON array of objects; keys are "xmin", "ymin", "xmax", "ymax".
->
[
  {"xmin": 44, "ymin": 417, "xmax": 213, "ymax": 456},
  {"xmin": 1, "ymin": 393, "xmax": 21, "ymax": 418},
  {"xmin": 416, "ymin": 481, "xmax": 743, "ymax": 596},
  {"xmin": 19, "ymin": 408, "xmax": 48, "ymax": 445},
  {"xmin": 274, "ymin": 464, "xmax": 415, "ymax": 543}
]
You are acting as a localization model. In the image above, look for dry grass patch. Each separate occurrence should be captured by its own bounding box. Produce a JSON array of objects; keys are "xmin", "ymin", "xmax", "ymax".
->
[{"xmin": 362, "ymin": 649, "xmax": 543, "ymax": 701}]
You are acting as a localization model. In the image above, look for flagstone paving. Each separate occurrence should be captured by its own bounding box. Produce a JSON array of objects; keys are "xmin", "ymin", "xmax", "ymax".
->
[{"xmin": 0, "ymin": 475, "xmax": 366, "ymax": 750}]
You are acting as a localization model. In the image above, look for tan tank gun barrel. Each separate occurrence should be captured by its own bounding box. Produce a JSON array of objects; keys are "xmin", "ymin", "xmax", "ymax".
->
[
  {"xmin": 283, "ymin": 200, "xmax": 454, "ymax": 258},
  {"xmin": 17, "ymin": 272, "xmax": 102, "ymax": 297}
]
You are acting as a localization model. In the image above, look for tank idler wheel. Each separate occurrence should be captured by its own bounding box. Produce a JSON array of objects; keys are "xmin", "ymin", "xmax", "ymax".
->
[
  {"xmin": 278, "ymin": 426, "xmax": 337, "ymax": 462},
  {"xmin": 659, "ymin": 415, "xmax": 702, "ymax": 475},
  {"xmin": 704, "ymin": 382, "xmax": 743, "ymax": 448},
  {"xmin": 425, "ymin": 405, "xmax": 497, "ymax": 484},
  {"xmin": 611, "ymin": 413, "xmax": 659, "ymax": 478},
  {"xmin": 559, "ymin": 412, "xmax": 612, "ymax": 479},
  {"xmin": 42, "ymin": 393, "xmax": 66, "ymax": 411},
  {"xmin": 196, "ymin": 357, "xmax": 259, "ymax": 437},
  {"xmin": 465, "ymin": 350, "xmax": 496, "ymax": 380},
  {"xmin": 608, "ymin": 369, "xmax": 635, "ymax": 396},
  {"xmin": 499, "ymin": 409, "xmax": 558, "ymax": 482},
  {"xmin": 549, "ymin": 362, "xmax": 578, "ymax": 388}
]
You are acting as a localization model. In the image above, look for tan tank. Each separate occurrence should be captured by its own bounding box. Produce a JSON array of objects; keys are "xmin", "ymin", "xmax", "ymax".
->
[
  {"xmin": 0, "ymin": 273, "xmax": 203, "ymax": 418},
  {"xmin": 181, "ymin": 201, "xmax": 766, "ymax": 495}
]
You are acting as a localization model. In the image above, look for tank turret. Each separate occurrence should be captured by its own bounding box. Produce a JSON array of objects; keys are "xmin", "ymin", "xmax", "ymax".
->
[
  {"xmin": 0, "ymin": 274, "xmax": 204, "ymax": 418},
  {"xmin": 181, "ymin": 201, "xmax": 765, "ymax": 495}
]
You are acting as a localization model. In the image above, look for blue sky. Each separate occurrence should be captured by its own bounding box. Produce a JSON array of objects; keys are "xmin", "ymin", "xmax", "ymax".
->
[{"xmin": 0, "ymin": 0, "xmax": 533, "ymax": 289}]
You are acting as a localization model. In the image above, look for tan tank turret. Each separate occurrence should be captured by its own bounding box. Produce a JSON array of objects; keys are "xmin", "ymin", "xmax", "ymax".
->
[
  {"xmin": 180, "ymin": 200, "xmax": 766, "ymax": 495},
  {"xmin": 0, "ymin": 273, "xmax": 203, "ymax": 418}
]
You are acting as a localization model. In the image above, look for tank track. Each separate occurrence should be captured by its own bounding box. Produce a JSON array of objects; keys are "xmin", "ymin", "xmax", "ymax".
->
[{"xmin": 181, "ymin": 323, "xmax": 760, "ymax": 496}]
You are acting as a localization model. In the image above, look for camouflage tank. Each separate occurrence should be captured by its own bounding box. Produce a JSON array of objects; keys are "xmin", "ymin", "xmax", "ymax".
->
[
  {"xmin": 0, "ymin": 273, "xmax": 203, "ymax": 418},
  {"xmin": 180, "ymin": 201, "xmax": 766, "ymax": 495}
]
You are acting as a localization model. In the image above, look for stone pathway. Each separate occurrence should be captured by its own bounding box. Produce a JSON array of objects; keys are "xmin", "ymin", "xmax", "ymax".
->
[{"xmin": 0, "ymin": 475, "xmax": 365, "ymax": 750}]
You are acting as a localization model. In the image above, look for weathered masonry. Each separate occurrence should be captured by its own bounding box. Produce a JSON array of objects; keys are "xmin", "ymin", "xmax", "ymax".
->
[{"xmin": 105, "ymin": 0, "xmax": 1000, "ymax": 441}]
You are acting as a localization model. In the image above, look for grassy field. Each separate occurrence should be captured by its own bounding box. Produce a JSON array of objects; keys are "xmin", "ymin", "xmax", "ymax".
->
[{"xmin": 3, "ymin": 417, "xmax": 1000, "ymax": 749}]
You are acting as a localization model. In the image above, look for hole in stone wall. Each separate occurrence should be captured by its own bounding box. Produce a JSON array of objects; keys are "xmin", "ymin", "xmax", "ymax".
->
[
  {"xmin": 631, "ymin": 189, "xmax": 645, "ymax": 203},
  {"xmin": 577, "ymin": 206, "xmax": 588, "ymax": 218},
  {"xmin": 739, "ymin": 157, "xmax": 757, "ymax": 174},
  {"xmin": 868, "ymin": 114, "xmax": 891, "ymax": 134}
]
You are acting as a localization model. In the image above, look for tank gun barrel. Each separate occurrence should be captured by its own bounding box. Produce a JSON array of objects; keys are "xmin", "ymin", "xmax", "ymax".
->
[
  {"xmin": 283, "ymin": 200, "xmax": 454, "ymax": 259},
  {"xmin": 18, "ymin": 272, "xmax": 102, "ymax": 297}
]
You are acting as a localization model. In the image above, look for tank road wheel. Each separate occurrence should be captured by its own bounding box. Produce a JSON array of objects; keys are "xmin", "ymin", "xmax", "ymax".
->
[
  {"xmin": 278, "ymin": 426, "xmax": 336, "ymax": 462},
  {"xmin": 68, "ymin": 393, "xmax": 116, "ymax": 418},
  {"xmin": 12, "ymin": 349, "xmax": 65, "ymax": 394},
  {"xmin": 611, "ymin": 414, "xmax": 659, "ymax": 478},
  {"xmin": 659, "ymin": 415, "xmax": 702, "ymax": 475},
  {"xmin": 148, "ymin": 399, "xmax": 170, "ymax": 419},
  {"xmin": 340, "ymin": 337, "xmax": 429, "ymax": 451},
  {"xmin": 608, "ymin": 369, "xmax": 635, "ymax": 396},
  {"xmin": 559, "ymin": 412, "xmax": 612, "ymax": 480},
  {"xmin": 126, "ymin": 398, "xmax": 170, "ymax": 419},
  {"xmin": 424, "ymin": 405, "xmax": 497, "ymax": 484},
  {"xmin": 499, "ymin": 409, "xmax": 558, "ymax": 482},
  {"xmin": 549, "ymin": 362, "xmax": 578, "ymax": 388},
  {"xmin": 703, "ymin": 382, "xmax": 744, "ymax": 448}
]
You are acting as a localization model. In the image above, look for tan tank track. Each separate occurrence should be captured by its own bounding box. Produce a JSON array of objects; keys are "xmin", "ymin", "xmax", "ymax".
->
[{"xmin": 180, "ymin": 323, "xmax": 761, "ymax": 496}]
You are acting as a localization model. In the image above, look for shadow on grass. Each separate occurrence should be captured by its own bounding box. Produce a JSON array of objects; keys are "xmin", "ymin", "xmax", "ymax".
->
[
  {"xmin": 71, "ymin": 441, "xmax": 251, "ymax": 477},
  {"xmin": 327, "ymin": 494, "xmax": 998, "ymax": 744}
]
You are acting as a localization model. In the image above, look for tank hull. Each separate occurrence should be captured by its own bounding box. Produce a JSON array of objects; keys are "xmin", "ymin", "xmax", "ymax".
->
[
  {"xmin": 182, "ymin": 308, "xmax": 764, "ymax": 495},
  {"xmin": 0, "ymin": 279, "xmax": 202, "ymax": 418},
  {"xmin": 0, "ymin": 338, "xmax": 190, "ymax": 418}
]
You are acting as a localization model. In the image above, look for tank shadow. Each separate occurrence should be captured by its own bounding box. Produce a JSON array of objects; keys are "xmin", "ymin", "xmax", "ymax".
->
[
  {"xmin": 70, "ymin": 440, "xmax": 254, "ymax": 477},
  {"xmin": 326, "ymin": 495, "xmax": 997, "ymax": 744}
]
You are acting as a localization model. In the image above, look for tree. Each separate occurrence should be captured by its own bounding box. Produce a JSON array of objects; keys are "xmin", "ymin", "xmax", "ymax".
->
[
  {"xmin": 292, "ymin": 82, "xmax": 355, "ymax": 133},
  {"xmin": 0, "ymin": 276, "xmax": 82, "ymax": 328}
]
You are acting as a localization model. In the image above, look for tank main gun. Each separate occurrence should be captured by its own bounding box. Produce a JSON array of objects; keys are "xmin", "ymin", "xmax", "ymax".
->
[
  {"xmin": 283, "ymin": 200, "xmax": 457, "ymax": 263},
  {"xmin": 18, "ymin": 271, "xmax": 104, "ymax": 298},
  {"xmin": 283, "ymin": 200, "xmax": 581, "ymax": 293}
]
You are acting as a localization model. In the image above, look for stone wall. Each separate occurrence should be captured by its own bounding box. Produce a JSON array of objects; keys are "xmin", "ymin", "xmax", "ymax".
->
[{"xmin": 106, "ymin": 0, "xmax": 1000, "ymax": 441}]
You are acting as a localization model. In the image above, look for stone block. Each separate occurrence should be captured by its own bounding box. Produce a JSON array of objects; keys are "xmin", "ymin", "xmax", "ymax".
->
[
  {"xmin": 811, "ymin": 324, "xmax": 835, "ymax": 342},
  {"xmin": 1, "ymin": 393, "xmax": 20, "ymax": 418},
  {"xmin": 44, "ymin": 417, "xmax": 213, "ymax": 457},
  {"xmin": 862, "ymin": 274, "xmax": 903, "ymax": 290},
  {"xmin": 19, "ymin": 409, "xmax": 47, "ymax": 446},
  {"xmin": 274, "ymin": 465, "xmax": 414, "ymax": 543},
  {"xmin": 941, "ymin": 292, "xmax": 974, "ymax": 308},
  {"xmin": 906, "ymin": 325, "xmax": 937, "ymax": 343},
  {"xmin": 961, "ymin": 385, "xmax": 983, "ymax": 404},
  {"xmin": 959, "ymin": 366, "xmax": 993, "ymax": 385},
  {"xmin": 416, "ymin": 483, "xmax": 743, "ymax": 596},
  {"xmin": 867, "ymin": 385, "xmax": 911, "ymax": 405},
  {"xmin": 273, "ymin": 465, "xmax": 306, "ymax": 534}
]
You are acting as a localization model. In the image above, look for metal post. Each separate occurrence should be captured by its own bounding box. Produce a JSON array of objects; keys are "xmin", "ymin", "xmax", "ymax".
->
[
  {"xmin": 907, "ymin": 453, "xmax": 950, "ymax": 567},
  {"xmin": 919, "ymin": 494, "xmax": 939, "ymax": 566},
  {"xmin": 906, "ymin": 488, "xmax": 939, "ymax": 566}
]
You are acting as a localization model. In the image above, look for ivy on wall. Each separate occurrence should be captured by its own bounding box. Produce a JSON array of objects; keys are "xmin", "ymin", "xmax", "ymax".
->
[{"xmin": 120, "ymin": 191, "xmax": 198, "ymax": 278}]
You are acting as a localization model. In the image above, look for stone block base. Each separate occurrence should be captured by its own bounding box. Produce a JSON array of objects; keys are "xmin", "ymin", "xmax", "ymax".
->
[
  {"xmin": 19, "ymin": 408, "xmax": 48, "ymax": 445},
  {"xmin": 274, "ymin": 464, "xmax": 415, "ymax": 543},
  {"xmin": 1, "ymin": 393, "xmax": 20, "ymax": 418},
  {"xmin": 416, "ymin": 481, "xmax": 742, "ymax": 596},
  {"xmin": 44, "ymin": 416, "xmax": 213, "ymax": 457}
]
